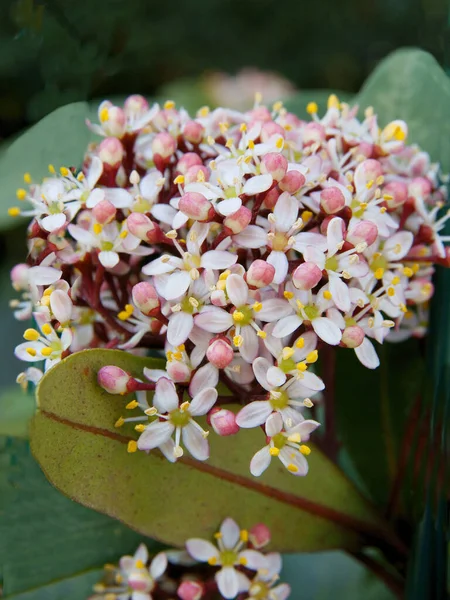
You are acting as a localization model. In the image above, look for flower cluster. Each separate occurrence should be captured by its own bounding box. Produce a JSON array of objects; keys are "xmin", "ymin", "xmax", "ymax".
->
[
  {"xmin": 10, "ymin": 94, "xmax": 449, "ymax": 476},
  {"xmin": 91, "ymin": 518, "xmax": 290, "ymax": 600}
]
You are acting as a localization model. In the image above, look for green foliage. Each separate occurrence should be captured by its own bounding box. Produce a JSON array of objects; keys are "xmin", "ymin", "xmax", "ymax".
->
[
  {"xmin": 0, "ymin": 386, "xmax": 35, "ymax": 437},
  {"xmin": 31, "ymin": 348, "xmax": 389, "ymax": 553}
]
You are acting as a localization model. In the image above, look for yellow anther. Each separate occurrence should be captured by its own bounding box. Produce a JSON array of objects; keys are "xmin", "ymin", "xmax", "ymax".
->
[
  {"xmin": 93, "ymin": 223, "xmax": 103, "ymax": 235},
  {"xmin": 26, "ymin": 347, "xmax": 37, "ymax": 357},
  {"xmin": 48, "ymin": 164, "xmax": 56, "ymax": 174},
  {"xmin": 402, "ymin": 267, "xmax": 413, "ymax": 277},
  {"xmin": 114, "ymin": 416, "xmax": 125, "ymax": 428},
  {"xmin": 23, "ymin": 328, "xmax": 40, "ymax": 341},
  {"xmin": 219, "ymin": 122, "xmax": 229, "ymax": 134},
  {"xmin": 239, "ymin": 556, "xmax": 248, "ymax": 566},
  {"xmin": 216, "ymin": 280, "xmax": 226, "ymax": 292},
  {"xmin": 392, "ymin": 276, "xmax": 400, "ymax": 285},
  {"xmin": 135, "ymin": 424, "xmax": 146, "ymax": 432},
  {"xmin": 239, "ymin": 123, "xmax": 247, "ymax": 133},
  {"xmin": 248, "ymin": 139, "xmax": 255, "ymax": 150},
  {"xmin": 173, "ymin": 352, "xmax": 182, "ymax": 361},
  {"xmin": 240, "ymin": 529, "xmax": 249, "ymax": 542},
  {"xmin": 275, "ymin": 137, "xmax": 284, "ymax": 150},
  {"xmin": 306, "ymin": 350, "xmax": 318, "ymax": 363},
  {"xmin": 23, "ymin": 173, "xmax": 32, "ymax": 184},
  {"xmin": 296, "ymin": 299, "xmax": 304, "ymax": 310},
  {"xmin": 165, "ymin": 229, "xmax": 178, "ymax": 239},
  {"xmin": 380, "ymin": 206, "xmax": 387, "ymax": 214},
  {"xmin": 327, "ymin": 94, "xmax": 340, "ymax": 109},
  {"xmin": 177, "ymin": 344, "xmax": 186, "ymax": 352},
  {"xmin": 40, "ymin": 296, "xmax": 50, "ymax": 307},
  {"xmin": 225, "ymin": 139, "xmax": 233, "ymax": 149},
  {"xmin": 273, "ymin": 100, "xmax": 283, "ymax": 112},
  {"xmin": 296, "ymin": 362, "xmax": 307, "ymax": 372},
  {"xmin": 59, "ymin": 166, "xmax": 70, "ymax": 177},
  {"xmin": 359, "ymin": 202, "xmax": 368, "ymax": 210},
  {"xmin": 365, "ymin": 180, "xmax": 374, "ymax": 189},
  {"xmin": 104, "ymin": 594, "xmax": 117, "ymax": 600},
  {"xmin": 118, "ymin": 311, "xmax": 130, "ymax": 321},
  {"xmin": 301, "ymin": 210, "xmax": 313, "ymax": 222},
  {"xmin": 16, "ymin": 188, "xmax": 27, "ymax": 200},
  {"xmin": 198, "ymin": 105, "xmax": 210, "ymax": 117},
  {"xmin": 115, "ymin": 574, "xmax": 123, "ymax": 584},
  {"xmin": 387, "ymin": 287, "xmax": 395, "ymax": 297},
  {"xmin": 144, "ymin": 407, "xmax": 158, "ymax": 416},
  {"xmin": 43, "ymin": 288, "xmax": 53, "ymax": 297},
  {"xmin": 219, "ymin": 270, "xmax": 231, "ymax": 281},
  {"xmin": 303, "ymin": 398, "xmax": 313, "ymax": 408},
  {"xmin": 196, "ymin": 170, "xmax": 206, "ymax": 182},
  {"xmin": 180, "ymin": 401, "xmax": 190, "ymax": 412},
  {"xmin": 269, "ymin": 447, "xmax": 280, "ymax": 456},
  {"xmin": 164, "ymin": 100, "xmax": 175, "ymax": 110},
  {"xmin": 323, "ymin": 290, "xmax": 332, "ymax": 300},
  {"xmin": 77, "ymin": 172, "xmax": 85, "ymax": 181},
  {"xmin": 288, "ymin": 432, "xmax": 301, "ymax": 443},
  {"xmin": 135, "ymin": 559, "xmax": 145, "ymax": 569},
  {"xmin": 40, "ymin": 347, "xmax": 52, "ymax": 357},
  {"xmin": 295, "ymin": 337, "xmax": 305, "ymax": 349},
  {"xmin": 208, "ymin": 556, "xmax": 217, "ymax": 566},
  {"xmin": 233, "ymin": 311, "xmax": 245, "ymax": 322},
  {"xmin": 282, "ymin": 346, "xmax": 295, "ymax": 360},
  {"xmin": 8, "ymin": 207, "xmax": 21, "ymax": 217},
  {"xmin": 207, "ymin": 136, "xmax": 215, "ymax": 146},
  {"xmin": 257, "ymin": 330, "xmax": 267, "ymax": 339},
  {"xmin": 41, "ymin": 323, "xmax": 52, "ymax": 335},
  {"xmin": 127, "ymin": 440, "xmax": 138, "ymax": 453},
  {"xmin": 99, "ymin": 107, "xmax": 109, "ymax": 122},
  {"xmin": 214, "ymin": 532, "xmax": 222, "ymax": 539},
  {"xmin": 283, "ymin": 291, "xmax": 294, "ymax": 300},
  {"xmin": 300, "ymin": 445, "xmax": 311, "ymax": 456},
  {"xmin": 233, "ymin": 335, "xmax": 243, "ymax": 348},
  {"xmin": 119, "ymin": 230, "xmax": 128, "ymax": 239},
  {"xmin": 126, "ymin": 400, "xmax": 139, "ymax": 409},
  {"xmin": 287, "ymin": 463, "xmax": 299, "ymax": 473},
  {"xmin": 374, "ymin": 267, "xmax": 384, "ymax": 280},
  {"xmin": 125, "ymin": 304, "xmax": 134, "ymax": 314},
  {"xmin": 174, "ymin": 175, "xmax": 185, "ymax": 185},
  {"xmin": 254, "ymin": 91, "xmax": 263, "ymax": 104},
  {"xmin": 306, "ymin": 101, "xmax": 318, "ymax": 115},
  {"xmin": 252, "ymin": 301, "xmax": 263, "ymax": 312}
]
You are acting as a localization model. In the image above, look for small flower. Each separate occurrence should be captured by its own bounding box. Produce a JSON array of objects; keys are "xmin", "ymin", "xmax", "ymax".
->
[
  {"xmin": 241, "ymin": 552, "xmax": 291, "ymax": 600},
  {"xmin": 15, "ymin": 316, "xmax": 72, "ymax": 371}
]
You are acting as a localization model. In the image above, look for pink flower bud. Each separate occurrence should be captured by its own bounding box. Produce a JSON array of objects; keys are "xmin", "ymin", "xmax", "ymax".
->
[
  {"xmin": 347, "ymin": 220, "xmax": 378, "ymax": 247},
  {"xmin": 207, "ymin": 337, "xmax": 234, "ymax": 369},
  {"xmin": 279, "ymin": 170, "xmax": 305, "ymax": 194},
  {"xmin": 261, "ymin": 153, "xmax": 288, "ymax": 182},
  {"xmin": 249, "ymin": 523, "xmax": 271, "ymax": 549},
  {"xmin": 11, "ymin": 263, "xmax": 30, "ymax": 290},
  {"xmin": 292, "ymin": 262, "xmax": 323, "ymax": 291},
  {"xmin": 179, "ymin": 192, "xmax": 214, "ymax": 221},
  {"xmin": 249, "ymin": 106, "xmax": 272, "ymax": 122},
  {"xmin": 177, "ymin": 580, "xmax": 204, "ymax": 600},
  {"xmin": 183, "ymin": 121, "xmax": 205, "ymax": 144},
  {"xmin": 151, "ymin": 132, "xmax": 176, "ymax": 158},
  {"xmin": 92, "ymin": 200, "xmax": 117, "ymax": 224},
  {"xmin": 128, "ymin": 570, "xmax": 152, "ymax": 592},
  {"xmin": 224, "ymin": 206, "xmax": 252, "ymax": 234},
  {"xmin": 260, "ymin": 121, "xmax": 285, "ymax": 142},
  {"xmin": 410, "ymin": 152, "xmax": 429, "ymax": 177},
  {"xmin": 320, "ymin": 187, "xmax": 346, "ymax": 214},
  {"xmin": 409, "ymin": 177, "xmax": 432, "ymax": 199},
  {"xmin": 167, "ymin": 361, "xmax": 191, "ymax": 382},
  {"xmin": 98, "ymin": 365, "xmax": 131, "ymax": 394},
  {"xmin": 341, "ymin": 325, "xmax": 365, "ymax": 348},
  {"xmin": 303, "ymin": 122, "xmax": 326, "ymax": 145},
  {"xmin": 104, "ymin": 106, "xmax": 126, "ymax": 137},
  {"xmin": 383, "ymin": 181, "xmax": 408, "ymax": 209},
  {"xmin": 184, "ymin": 165, "xmax": 210, "ymax": 184},
  {"xmin": 354, "ymin": 159, "xmax": 382, "ymax": 191},
  {"xmin": 176, "ymin": 152, "xmax": 203, "ymax": 175},
  {"xmin": 132, "ymin": 282, "xmax": 160, "ymax": 315},
  {"xmin": 246, "ymin": 260, "xmax": 275, "ymax": 288},
  {"xmin": 127, "ymin": 213, "xmax": 156, "ymax": 241},
  {"xmin": 263, "ymin": 187, "xmax": 280, "ymax": 210},
  {"xmin": 209, "ymin": 407, "xmax": 240, "ymax": 436},
  {"xmin": 124, "ymin": 94, "xmax": 149, "ymax": 117},
  {"xmin": 355, "ymin": 141, "xmax": 373, "ymax": 158},
  {"xmin": 98, "ymin": 137, "xmax": 124, "ymax": 166}
]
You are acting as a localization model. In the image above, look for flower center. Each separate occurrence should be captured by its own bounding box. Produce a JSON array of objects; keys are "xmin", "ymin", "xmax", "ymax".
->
[
  {"xmin": 370, "ymin": 254, "xmax": 388, "ymax": 273},
  {"xmin": 269, "ymin": 390, "xmax": 289, "ymax": 410},
  {"xmin": 249, "ymin": 581, "xmax": 271, "ymax": 599},
  {"xmin": 302, "ymin": 304, "xmax": 319, "ymax": 321},
  {"xmin": 169, "ymin": 408, "xmax": 191, "ymax": 427},
  {"xmin": 101, "ymin": 241, "xmax": 114, "ymax": 251},
  {"xmin": 272, "ymin": 432, "xmax": 287, "ymax": 449},
  {"xmin": 220, "ymin": 550, "xmax": 238, "ymax": 567},
  {"xmin": 325, "ymin": 255, "xmax": 339, "ymax": 271},
  {"xmin": 232, "ymin": 305, "xmax": 253, "ymax": 326},
  {"xmin": 225, "ymin": 186, "xmax": 237, "ymax": 198},
  {"xmin": 271, "ymin": 231, "xmax": 289, "ymax": 252},
  {"xmin": 279, "ymin": 357, "xmax": 296, "ymax": 373},
  {"xmin": 183, "ymin": 253, "xmax": 201, "ymax": 270}
]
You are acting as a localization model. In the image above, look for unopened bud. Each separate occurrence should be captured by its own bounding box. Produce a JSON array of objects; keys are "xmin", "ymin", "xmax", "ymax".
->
[
  {"xmin": 132, "ymin": 282, "xmax": 160, "ymax": 315},
  {"xmin": 409, "ymin": 177, "xmax": 432, "ymax": 199},
  {"xmin": 293, "ymin": 262, "xmax": 323, "ymax": 291},
  {"xmin": 127, "ymin": 213, "xmax": 156, "ymax": 241},
  {"xmin": 261, "ymin": 153, "xmax": 288, "ymax": 182},
  {"xmin": 342, "ymin": 325, "xmax": 365, "ymax": 348},
  {"xmin": 176, "ymin": 152, "xmax": 203, "ymax": 175},
  {"xmin": 209, "ymin": 407, "xmax": 240, "ymax": 436},
  {"xmin": 101, "ymin": 105, "xmax": 126, "ymax": 138},
  {"xmin": 124, "ymin": 94, "xmax": 149, "ymax": 117},
  {"xmin": 128, "ymin": 570, "xmax": 152, "ymax": 592},
  {"xmin": 249, "ymin": 523, "xmax": 271, "ymax": 549},
  {"xmin": 152, "ymin": 132, "xmax": 176, "ymax": 158},
  {"xmin": 185, "ymin": 165, "xmax": 210, "ymax": 184},
  {"xmin": 167, "ymin": 360, "xmax": 191, "ymax": 383},
  {"xmin": 249, "ymin": 106, "xmax": 272, "ymax": 122},
  {"xmin": 303, "ymin": 122, "xmax": 326, "ymax": 145},
  {"xmin": 279, "ymin": 170, "xmax": 305, "ymax": 194},
  {"xmin": 177, "ymin": 580, "xmax": 204, "ymax": 600},
  {"xmin": 224, "ymin": 206, "xmax": 252, "ymax": 234},
  {"xmin": 260, "ymin": 121, "xmax": 285, "ymax": 142},
  {"xmin": 11, "ymin": 263, "xmax": 30, "ymax": 290},
  {"xmin": 207, "ymin": 337, "xmax": 234, "ymax": 369},
  {"xmin": 263, "ymin": 187, "xmax": 281, "ymax": 210},
  {"xmin": 179, "ymin": 192, "xmax": 214, "ymax": 221},
  {"xmin": 183, "ymin": 121, "xmax": 205, "ymax": 144},
  {"xmin": 92, "ymin": 200, "xmax": 117, "ymax": 224},
  {"xmin": 98, "ymin": 365, "xmax": 131, "ymax": 394},
  {"xmin": 347, "ymin": 220, "xmax": 378, "ymax": 247},
  {"xmin": 320, "ymin": 187, "xmax": 346, "ymax": 214},
  {"xmin": 246, "ymin": 259, "xmax": 275, "ymax": 288},
  {"xmin": 98, "ymin": 137, "xmax": 124, "ymax": 166},
  {"xmin": 382, "ymin": 181, "xmax": 408, "ymax": 209}
]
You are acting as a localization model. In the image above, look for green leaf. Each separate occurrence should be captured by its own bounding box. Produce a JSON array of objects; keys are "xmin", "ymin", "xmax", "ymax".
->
[
  {"xmin": 355, "ymin": 48, "xmax": 450, "ymax": 170},
  {"xmin": 0, "ymin": 436, "xmax": 155, "ymax": 596},
  {"xmin": 31, "ymin": 348, "xmax": 396, "ymax": 554},
  {"xmin": 3, "ymin": 568, "xmax": 102, "ymax": 600},
  {"xmin": 0, "ymin": 102, "xmax": 93, "ymax": 231},
  {"xmin": 0, "ymin": 386, "xmax": 35, "ymax": 438},
  {"xmin": 284, "ymin": 89, "xmax": 353, "ymax": 120}
]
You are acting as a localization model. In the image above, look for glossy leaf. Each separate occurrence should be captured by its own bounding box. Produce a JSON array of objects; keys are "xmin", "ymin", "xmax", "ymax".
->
[
  {"xmin": 3, "ymin": 568, "xmax": 102, "ymax": 600},
  {"xmin": 0, "ymin": 386, "xmax": 36, "ymax": 438},
  {"xmin": 356, "ymin": 48, "xmax": 450, "ymax": 170},
  {"xmin": 31, "ymin": 348, "xmax": 397, "ymax": 554}
]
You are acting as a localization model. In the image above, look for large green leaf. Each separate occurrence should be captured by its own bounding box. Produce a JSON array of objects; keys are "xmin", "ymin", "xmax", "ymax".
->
[
  {"xmin": 3, "ymin": 568, "xmax": 102, "ymax": 600},
  {"xmin": 0, "ymin": 387, "xmax": 36, "ymax": 438},
  {"xmin": 355, "ymin": 48, "xmax": 450, "ymax": 170},
  {"xmin": 30, "ymin": 348, "xmax": 400, "ymax": 554},
  {"xmin": 0, "ymin": 102, "xmax": 93, "ymax": 231}
]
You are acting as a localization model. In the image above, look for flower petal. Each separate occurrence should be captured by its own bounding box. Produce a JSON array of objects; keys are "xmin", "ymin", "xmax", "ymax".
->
[
  {"xmin": 226, "ymin": 274, "xmax": 248, "ymax": 306},
  {"xmin": 250, "ymin": 445, "xmax": 272, "ymax": 477},
  {"xmin": 355, "ymin": 337, "xmax": 380, "ymax": 369},
  {"xmin": 243, "ymin": 173, "xmax": 273, "ymax": 195},
  {"xmin": 41, "ymin": 213, "xmax": 66, "ymax": 232},
  {"xmin": 236, "ymin": 401, "xmax": 272, "ymax": 428},
  {"xmin": 279, "ymin": 447, "xmax": 309, "ymax": 475},
  {"xmin": 154, "ymin": 378, "xmax": 179, "ymax": 412},
  {"xmin": 267, "ymin": 251, "xmax": 289, "ymax": 285},
  {"xmin": 164, "ymin": 270, "xmax": 192, "ymax": 300},
  {"xmin": 272, "ymin": 314, "xmax": 302, "ymax": 338},
  {"xmin": 195, "ymin": 308, "xmax": 233, "ymax": 333},
  {"xmin": 233, "ymin": 225, "xmax": 268, "ymax": 248},
  {"xmin": 182, "ymin": 423, "xmax": 209, "ymax": 461},
  {"xmin": 137, "ymin": 421, "xmax": 174, "ymax": 450},
  {"xmin": 189, "ymin": 363, "xmax": 219, "ymax": 397},
  {"xmin": 99, "ymin": 251, "xmax": 119, "ymax": 268},
  {"xmin": 273, "ymin": 192, "xmax": 298, "ymax": 232},
  {"xmin": 257, "ymin": 298, "xmax": 293, "ymax": 322},
  {"xmin": 252, "ymin": 357, "xmax": 272, "ymax": 391},
  {"xmin": 186, "ymin": 539, "xmax": 219, "ymax": 562},
  {"xmin": 216, "ymin": 566, "xmax": 239, "ymax": 600},
  {"xmin": 220, "ymin": 517, "xmax": 241, "ymax": 548},
  {"xmin": 150, "ymin": 552, "xmax": 167, "ymax": 579},
  {"xmin": 167, "ymin": 312, "xmax": 194, "ymax": 346},
  {"xmin": 239, "ymin": 549, "xmax": 268, "ymax": 571},
  {"xmin": 312, "ymin": 316, "xmax": 342, "ymax": 345},
  {"xmin": 190, "ymin": 387, "xmax": 218, "ymax": 416},
  {"xmin": 266, "ymin": 412, "xmax": 283, "ymax": 437}
]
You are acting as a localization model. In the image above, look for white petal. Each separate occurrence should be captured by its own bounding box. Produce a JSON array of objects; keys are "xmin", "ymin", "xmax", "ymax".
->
[
  {"xmin": 238, "ymin": 549, "xmax": 268, "ymax": 571},
  {"xmin": 104, "ymin": 188, "xmax": 134, "ymax": 208},
  {"xmin": 151, "ymin": 203, "xmax": 177, "ymax": 225},
  {"xmin": 233, "ymin": 225, "xmax": 268, "ymax": 248},
  {"xmin": 195, "ymin": 308, "xmax": 233, "ymax": 333},
  {"xmin": 159, "ymin": 437, "xmax": 177, "ymax": 462},
  {"xmin": 243, "ymin": 173, "xmax": 273, "ymax": 195},
  {"xmin": 189, "ymin": 363, "xmax": 219, "ymax": 397},
  {"xmin": 41, "ymin": 213, "xmax": 66, "ymax": 232},
  {"xmin": 272, "ymin": 314, "xmax": 302, "ymax": 338},
  {"xmin": 264, "ymin": 552, "xmax": 282, "ymax": 579},
  {"xmin": 303, "ymin": 245, "xmax": 326, "ymax": 269},
  {"xmin": 329, "ymin": 275, "xmax": 350, "ymax": 313},
  {"xmin": 289, "ymin": 419, "xmax": 321, "ymax": 439},
  {"xmin": 326, "ymin": 217, "xmax": 345, "ymax": 256},
  {"xmin": 164, "ymin": 270, "xmax": 191, "ymax": 300},
  {"xmin": 15, "ymin": 341, "xmax": 45, "ymax": 362},
  {"xmin": 252, "ymin": 357, "xmax": 272, "ymax": 391},
  {"xmin": 150, "ymin": 552, "xmax": 167, "ymax": 579},
  {"xmin": 50, "ymin": 290, "xmax": 72, "ymax": 323},
  {"xmin": 383, "ymin": 231, "xmax": 414, "ymax": 260},
  {"xmin": 250, "ymin": 445, "xmax": 272, "ymax": 477},
  {"xmin": 137, "ymin": 421, "xmax": 174, "ymax": 450},
  {"xmin": 154, "ymin": 378, "xmax": 179, "ymax": 412},
  {"xmin": 186, "ymin": 539, "xmax": 220, "ymax": 562},
  {"xmin": 272, "ymin": 583, "xmax": 291, "ymax": 600},
  {"xmin": 143, "ymin": 368, "xmax": 167, "ymax": 382},
  {"xmin": 279, "ymin": 447, "xmax": 309, "ymax": 475},
  {"xmin": 167, "ymin": 312, "xmax": 194, "ymax": 346},
  {"xmin": 266, "ymin": 412, "xmax": 283, "ymax": 436},
  {"xmin": 354, "ymin": 337, "xmax": 380, "ymax": 369},
  {"xmin": 220, "ymin": 517, "xmax": 240, "ymax": 548},
  {"xmin": 68, "ymin": 224, "xmax": 97, "ymax": 246},
  {"xmin": 216, "ymin": 567, "xmax": 239, "ymax": 600},
  {"xmin": 226, "ymin": 274, "xmax": 248, "ymax": 306},
  {"xmin": 217, "ymin": 197, "xmax": 242, "ymax": 216},
  {"xmin": 201, "ymin": 250, "xmax": 238, "ymax": 270},
  {"xmin": 273, "ymin": 192, "xmax": 298, "ymax": 232},
  {"xmin": 267, "ymin": 366, "xmax": 286, "ymax": 387},
  {"xmin": 99, "ymin": 250, "xmax": 119, "ymax": 268},
  {"xmin": 172, "ymin": 210, "xmax": 190, "ymax": 229},
  {"xmin": 257, "ymin": 298, "xmax": 293, "ymax": 322},
  {"xmin": 134, "ymin": 543, "xmax": 149, "ymax": 564},
  {"xmin": 267, "ymin": 251, "xmax": 288, "ymax": 284},
  {"xmin": 182, "ymin": 423, "xmax": 209, "ymax": 461},
  {"xmin": 142, "ymin": 256, "xmax": 177, "ymax": 276},
  {"xmin": 312, "ymin": 317, "xmax": 341, "ymax": 345},
  {"xmin": 85, "ymin": 187, "xmax": 105, "ymax": 208},
  {"xmin": 236, "ymin": 401, "xmax": 272, "ymax": 428},
  {"xmin": 293, "ymin": 232, "xmax": 327, "ymax": 253},
  {"xmin": 239, "ymin": 325, "xmax": 259, "ymax": 363},
  {"xmin": 87, "ymin": 156, "xmax": 103, "ymax": 188},
  {"xmin": 190, "ymin": 387, "xmax": 218, "ymax": 416},
  {"xmin": 28, "ymin": 265, "xmax": 62, "ymax": 286}
]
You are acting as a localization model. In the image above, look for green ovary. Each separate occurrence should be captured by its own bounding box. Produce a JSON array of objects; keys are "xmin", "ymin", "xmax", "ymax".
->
[
  {"xmin": 370, "ymin": 255, "xmax": 387, "ymax": 273},
  {"xmin": 169, "ymin": 409, "xmax": 190, "ymax": 427},
  {"xmin": 302, "ymin": 305, "xmax": 319, "ymax": 321},
  {"xmin": 279, "ymin": 357, "xmax": 296, "ymax": 373},
  {"xmin": 271, "ymin": 432, "xmax": 287, "ymax": 449},
  {"xmin": 101, "ymin": 241, "xmax": 114, "ymax": 251},
  {"xmin": 220, "ymin": 550, "xmax": 238, "ymax": 567},
  {"xmin": 325, "ymin": 256, "xmax": 338, "ymax": 271},
  {"xmin": 232, "ymin": 305, "xmax": 253, "ymax": 326},
  {"xmin": 269, "ymin": 390, "xmax": 289, "ymax": 410}
]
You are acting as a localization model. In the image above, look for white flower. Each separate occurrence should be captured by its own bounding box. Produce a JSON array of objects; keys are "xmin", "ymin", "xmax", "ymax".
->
[
  {"xmin": 15, "ymin": 316, "xmax": 72, "ymax": 371},
  {"xmin": 240, "ymin": 552, "xmax": 291, "ymax": 600}
]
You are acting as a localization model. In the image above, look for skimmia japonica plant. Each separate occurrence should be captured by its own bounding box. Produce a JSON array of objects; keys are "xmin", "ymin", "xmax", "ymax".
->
[{"xmin": 7, "ymin": 77, "xmax": 450, "ymax": 599}]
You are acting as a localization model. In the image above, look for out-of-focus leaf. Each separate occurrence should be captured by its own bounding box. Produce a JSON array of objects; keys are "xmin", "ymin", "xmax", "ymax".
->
[
  {"xmin": 0, "ymin": 436, "xmax": 153, "ymax": 596},
  {"xmin": 4, "ymin": 568, "xmax": 102, "ymax": 600},
  {"xmin": 356, "ymin": 48, "xmax": 450, "ymax": 170},
  {"xmin": 31, "ymin": 348, "xmax": 397, "ymax": 554},
  {"xmin": 156, "ymin": 78, "xmax": 210, "ymax": 113},
  {"xmin": 0, "ymin": 386, "xmax": 35, "ymax": 437},
  {"xmin": 284, "ymin": 89, "xmax": 352, "ymax": 119}
]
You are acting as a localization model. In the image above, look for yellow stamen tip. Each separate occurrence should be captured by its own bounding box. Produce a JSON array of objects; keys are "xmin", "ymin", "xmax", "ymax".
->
[
  {"xmin": 115, "ymin": 416, "xmax": 125, "ymax": 428},
  {"xmin": 8, "ymin": 207, "xmax": 21, "ymax": 217},
  {"xmin": 240, "ymin": 529, "xmax": 248, "ymax": 542},
  {"xmin": 40, "ymin": 347, "xmax": 52, "ymax": 357},
  {"xmin": 23, "ymin": 328, "xmax": 40, "ymax": 341},
  {"xmin": 59, "ymin": 166, "xmax": 70, "ymax": 177},
  {"xmin": 374, "ymin": 267, "xmax": 384, "ymax": 280},
  {"xmin": 99, "ymin": 108, "xmax": 109, "ymax": 122},
  {"xmin": 174, "ymin": 175, "xmax": 184, "ymax": 184},
  {"xmin": 93, "ymin": 223, "xmax": 103, "ymax": 235},
  {"xmin": 300, "ymin": 445, "xmax": 311, "ymax": 456},
  {"xmin": 164, "ymin": 100, "xmax": 175, "ymax": 110},
  {"xmin": 126, "ymin": 400, "xmax": 139, "ymax": 410},
  {"xmin": 208, "ymin": 556, "xmax": 217, "ymax": 566},
  {"xmin": 23, "ymin": 173, "xmax": 32, "ymax": 184},
  {"xmin": 306, "ymin": 101, "xmax": 318, "ymax": 115},
  {"xmin": 41, "ymin": 323, "xmax": 52, "ymax": 335},
  {"xmin": 295, "ymin": 337, "xmax": 305, "ymax": 348},
  {"xmin": 323, "ymin": 290, "xmax": 332, "ymax": 300},
  {"xmin": 135, "ymin": 424, "xmax": 146, "ymax": 432},
  {"xmin": 26, "ymin": 347, "xmax": 37, "ymax": 357},
  {"xmin": 306, "ymin": 350, "xmax": 318, "ymax": 363},
  {"xmin": 296, "ymin": 362, "xmax": 307, "ymax": 372},
  {"xmin": 269, "ymin": 447, "xmax": 280, "ymax": 456},
  {"xmin": 287, "ymin": 463, "xmax": 299, "ymax": 473},
  {"xmin": 48, "ymin": 164, "xmax": 56, "ymax": 174},
  {"xmin": 257, "ymin": 330, "xmax": 267, "ymax": 339},
  {"xmin": 16, "ymin": 188, "xmax": 27, "ymax": 201},
  {"xmin": 127, "ymin": 440, "xmax": 138, "ymax": 453},
  {"xmin": 283, "ymin": 291, "xmax": 294, "ymax": 300}
]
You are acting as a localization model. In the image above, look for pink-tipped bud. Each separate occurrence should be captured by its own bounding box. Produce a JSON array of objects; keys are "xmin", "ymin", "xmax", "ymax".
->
[
  {"xmin": 183, "ymin": 121, "xmax": 205, "ymax": 144},
  {"xmin": 409, "ymin": 177, "xmax": 432, "ymax": 199},
  {"xmin": 167, "ymin": 361, "xmax": 191, "ymax": 383},
  {"xmin": 342, "ymin": 325, "xmax": 365, "ymax": 348},
  {"xmin": 249, "ymin": 106, "xmax": 272, "ymax": 122},
  {"xmin": 279, "ymin": 170, "xmax": 305, "ymax": 194},
  {"xmin": 320, "ymin": 187, "xmax": 346, "ymax": 214},
  {"xmin": 11, "ymin": 263, "xmax": 30, "ymax": 290},
  {"xmin": 263, "ymin": 187, "xmax": 281, "ymax": 210},
  {"xmin": 303, "ymin": 122, "xmax": 326, "ymax": 145},
  {"xmin": 177, "ymin": 580, "xmax": 204, "ymax": 600},
  {"xmin": 246, "ymin": 260, "xmax": 275, "ymax": 288},
  {"xmin": 261, "ymin": 153, "xmax": 288, "ymax": 182},
  {"xmin": 260, "ymin": 121, "xmax": 285, "ymax": 142},
  {"xmin": 179, "ymin": 192, "xmax": 214, "ymax": 221},
  {"xmin": 176, "ymin": 152, "xmax": 203, "ymax": 175},
  {"xmin": 152, "ymin": 132, "xmax": 176, "ymax": 158},
  {"xmin": 132, "ymin": 282, "xmax": 160, "ymax": 315},
  {"xmin": 383, "ymin": 181, "xmax": 408, "ymax": 209},
  {"xmin": 347, "ymin": 220, "xmax": 378, "ymax": 247},
  {"xmin": 355, "ymin": 141, "xmax": 373, "ymax": 158},
  {"xmin": 354, "ymin": 159, "xmax": 383, "ymax": 191},
  {"xmin": 98, "ymin": 365, "xmax": 131, "ymax": 394},
  {"xmin": 124, "ymin": 94, "xmax": 149, "ymax": 117},
  {"xmin": 92, "ymin": 200, "xmax": 116, "ymax": 224},
  {"xmin": 249, "ymin": 523, "xmax": 271, "ymax": 549},
  {"xmin": 207, "ymin": 337, "xmax": 234, "ymax": 369},
  {"xmin": 103, "ymin": 106, "xmax": 126, "ymax": 138},
  {"xmin": 292, "ymin": 262, "xmax": 323, "ymax": 291},
  {"xmin": 209, "ymin": 407, "xmax": 240, "ymax": 436},
  {"xmin": 224, "ymin": 206, "xmax": 252, "ymax": 234},
  {"xmin": 127, "ymin": 213, "xmax": 156, "ymax": 241},
  {"xmin": 184, "ymin": 165, "xmax": 210, "ymax": 184},
  {"xmin": 98, "ymin": 137, "xmax": 124, "ymax": 166},
  {"xmin": 128, "ymin": 570, "xmax": 152, "ymax": 592}
]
